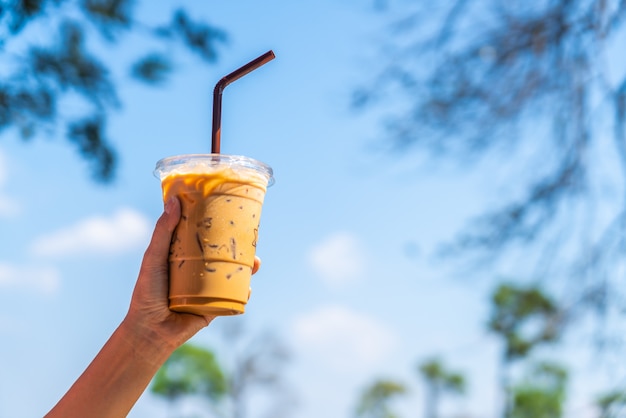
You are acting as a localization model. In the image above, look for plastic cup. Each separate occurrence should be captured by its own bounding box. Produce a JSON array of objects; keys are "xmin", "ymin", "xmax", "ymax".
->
[{"xmin": 154, "ymin": 154, "xmax": 274, "ymax": 316}]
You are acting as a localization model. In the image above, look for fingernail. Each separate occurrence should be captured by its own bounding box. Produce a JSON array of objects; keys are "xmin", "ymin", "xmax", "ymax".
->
[{"xmin": 164, "ymin": 197, "xmax": 175, "ymax": 214}]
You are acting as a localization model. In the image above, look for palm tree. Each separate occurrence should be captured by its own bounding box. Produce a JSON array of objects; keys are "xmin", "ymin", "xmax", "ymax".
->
[
  {"xmin": 487, "ymin": 282, "xmax": 563, "ymax": 418},
  {"xmin": 418, "ymin": 358, "xmax": 466, "ymax": 418},
  {"xmin": 354, "ymin": 379, "xmax": 407, "ymax": 418}
]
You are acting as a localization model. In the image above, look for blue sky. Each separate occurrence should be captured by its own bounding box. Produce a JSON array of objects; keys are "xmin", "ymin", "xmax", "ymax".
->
[{"xmin": 0, "ymin": 1, "xmax": 621, "ymax": 417}]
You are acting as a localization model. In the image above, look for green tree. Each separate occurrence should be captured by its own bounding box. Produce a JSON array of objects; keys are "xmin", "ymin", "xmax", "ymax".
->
[
  {"xmin": 354, "ymin": 378, "xmax": 407, "ymax": 418},
  {"xmin": 1, "ymin": 0, "xmax": 227, "ymax": 182},
  {"xmin": 215, "ymin": 321, "xmax": 294, "ymax": 418},
  {"xmin": 418, "ymin": 358, "xmax": 466, "ymax": 418},
  {"xmin": 487, "ymin": 282, "xmax": 563, "ymax": 418},
  {"xmin": 488, "ymin": 283, "xmax": 562, "ymax": 361},
  {"xmin": 151, "ymin": 343, "xmax": 227, "ymax": 417},
  {"xmin": 596, "ymin": 388, "xmax": 626, "ymax": 418},
  {"xmin": 150, "ymin": 326, "xmax": 294, "ymax": 418},
  {"xmin": 228, "ymin": 333, "xmax": 292, "ymax": 418},
  {"xmin": 150, "ymin": 326, "xmax": 293, "ymax": 418},
  {"xmin": 510, "ymin": 361, "xmax": 568, "ymax": 418}
]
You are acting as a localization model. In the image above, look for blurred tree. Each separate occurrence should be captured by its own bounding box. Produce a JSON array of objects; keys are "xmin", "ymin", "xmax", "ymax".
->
[
  {"xmin": 151, "ymin": 323, "xmax": 294, "ymax": 418},
  {"xmin": 217, "ymin": 321, "xmax": 295, "ymax": 418},
  {"xmin": 418, "ymin": 357, "xmax": 466, "ymax": 418},
  {"xmin": 1, "ymin": 0, "xmax": 227, "ymax": 182},
  {"xmin": 596, "ymin": 388, "xmax": 626, "ymax": 418},
  {"xmin": 510, "ymin": 361, "xmax": 568, "ymax": 418},
  {"xmin": 354, "ymin": 378, "xmax": 407, "ymax": 418},
  {"xmin": 150, "ymin": 343, "xmax": 227, "ymax": 418},
  {"xmin": 356, "ymin": 0, "xmax": 626, "ymax": 338},
  {"xmin": 487, "ymin": 282, "xmax": 563, "ymax": 417}
]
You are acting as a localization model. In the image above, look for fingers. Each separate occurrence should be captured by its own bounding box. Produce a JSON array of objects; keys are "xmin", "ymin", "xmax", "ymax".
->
[
  {"xmin": 143, "ymin": 197, "xmax": 258, "ymax": 278},
  {"xmin": 142, "ymin": 197, "xmax": 181, "ymax": 270},
  {"xmin": 252, "ymin": 256, "xmax": 261, "ymax": 275}
]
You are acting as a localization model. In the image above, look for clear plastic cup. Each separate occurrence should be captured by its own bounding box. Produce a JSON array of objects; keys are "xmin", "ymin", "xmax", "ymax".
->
[{"xmin": 154, "ymin": 154, "xmax": 273, "ymax": 316}]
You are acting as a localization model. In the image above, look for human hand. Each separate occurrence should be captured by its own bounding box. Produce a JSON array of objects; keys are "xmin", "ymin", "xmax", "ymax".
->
[
  {"xmin": 124, "ymin": 196, "xmax": 260, "ymax": 352},
  {"xmin": 45, "ymin": 197, "xmax": 263, "ymax": 418}
]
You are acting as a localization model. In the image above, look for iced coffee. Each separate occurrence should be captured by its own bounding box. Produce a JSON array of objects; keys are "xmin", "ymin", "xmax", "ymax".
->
[{"xmin": 154, "ymin": 154, "xmax": 273, "ymax": 316}]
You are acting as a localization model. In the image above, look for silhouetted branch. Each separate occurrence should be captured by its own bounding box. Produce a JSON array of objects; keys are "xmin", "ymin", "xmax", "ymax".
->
[
  {"xmin": 67, "ymin": 116, "xmax": 116, "ymax": 182},
  {"xmin": 0, "ymin": 1, "xmax": 228, "ymax": 182}
]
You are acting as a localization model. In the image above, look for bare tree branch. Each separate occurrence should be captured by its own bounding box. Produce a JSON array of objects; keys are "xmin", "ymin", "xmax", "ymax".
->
[{"xmin": 357, "ymin": 0, "xmax": 626, "ymax": 339}]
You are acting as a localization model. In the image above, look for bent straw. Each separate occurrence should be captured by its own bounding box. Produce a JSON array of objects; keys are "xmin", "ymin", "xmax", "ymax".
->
[{"xmin": 211, "ymin": 50, "xmax": 276, "ymax": 153}]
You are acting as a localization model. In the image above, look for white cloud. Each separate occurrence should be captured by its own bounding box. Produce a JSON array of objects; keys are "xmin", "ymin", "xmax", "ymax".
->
[
  {"xmin": 307, "ymin": 232, "xmax": 366, "ymax": 288},
  {"xmin": 0, "ymin": 262, "xmax": 61, "ymax": 295},
  {"xmin": 31, "ymin": 208, "xmax": 151, "ymax": 257},
  {"xmin": 291, "ymin": 305, "xmax": 397, "ymax": 371},
  {"xmin": 0, "ymin": 148, "xmax": 20, "ymax": 217}
]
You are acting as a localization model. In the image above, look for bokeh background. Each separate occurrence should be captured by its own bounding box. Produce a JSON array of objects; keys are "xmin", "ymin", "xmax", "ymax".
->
[{"xmin": 1, "ymin": 1, "xmax": 626, "ymax": 417}]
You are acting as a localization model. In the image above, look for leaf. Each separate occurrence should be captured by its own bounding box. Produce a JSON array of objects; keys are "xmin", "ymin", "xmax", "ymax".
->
[
  {"xmin": 9, "ymin": 0, "xmax": 50, "ymax": 33},
  {"xmin": 67, "ymin": 116, "xmax": 116, "ymax": 182},
  {"xmin": 0, "ymin": 86, "xmax": 56, "ymax": 133},
  {"xmin": 130, "ymin": 53, "xmax": 173, "ymax": 85},
  {"xmin": 170, "ymin": 8, "xmax": 228, "ymax": 62},
  {"xmin": 81, "ymin": 0, "xmax": 133, "ymax": 39},
  {"xmin": 30, "ymin": 21, "xmax": 117, "ymax": 105}
]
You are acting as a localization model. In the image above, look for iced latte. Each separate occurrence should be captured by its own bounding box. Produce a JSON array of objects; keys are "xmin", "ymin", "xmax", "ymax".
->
[{"xmin": 154, "ymin": 154, "xmax": 273, "ymax": 316}]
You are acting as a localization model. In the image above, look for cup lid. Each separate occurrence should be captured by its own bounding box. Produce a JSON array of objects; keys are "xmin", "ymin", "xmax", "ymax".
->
[{"xmin": 154, "ymin": 154, "xmax": 274, "ymax": 186}]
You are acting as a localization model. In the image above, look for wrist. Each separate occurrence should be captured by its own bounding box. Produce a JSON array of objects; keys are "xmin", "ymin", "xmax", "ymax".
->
[{"xmin": 117, "ymin": 317, "xmax": 177, "ymax": 368}]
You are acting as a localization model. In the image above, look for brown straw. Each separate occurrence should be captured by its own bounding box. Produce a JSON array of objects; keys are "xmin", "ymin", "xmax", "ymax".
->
[{"xmin": 211, "ymin": 50, "xmax": 276, "ymax": 153}]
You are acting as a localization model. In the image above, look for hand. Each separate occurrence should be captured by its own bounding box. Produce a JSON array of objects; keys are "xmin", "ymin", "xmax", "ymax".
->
[
  {"xmin": 124, "ymin": 196, "xmax": 261, "ymax": 351},
  {"xmin": 45, "ymin": 196, "xmax": 262, "ymax": 418}
]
